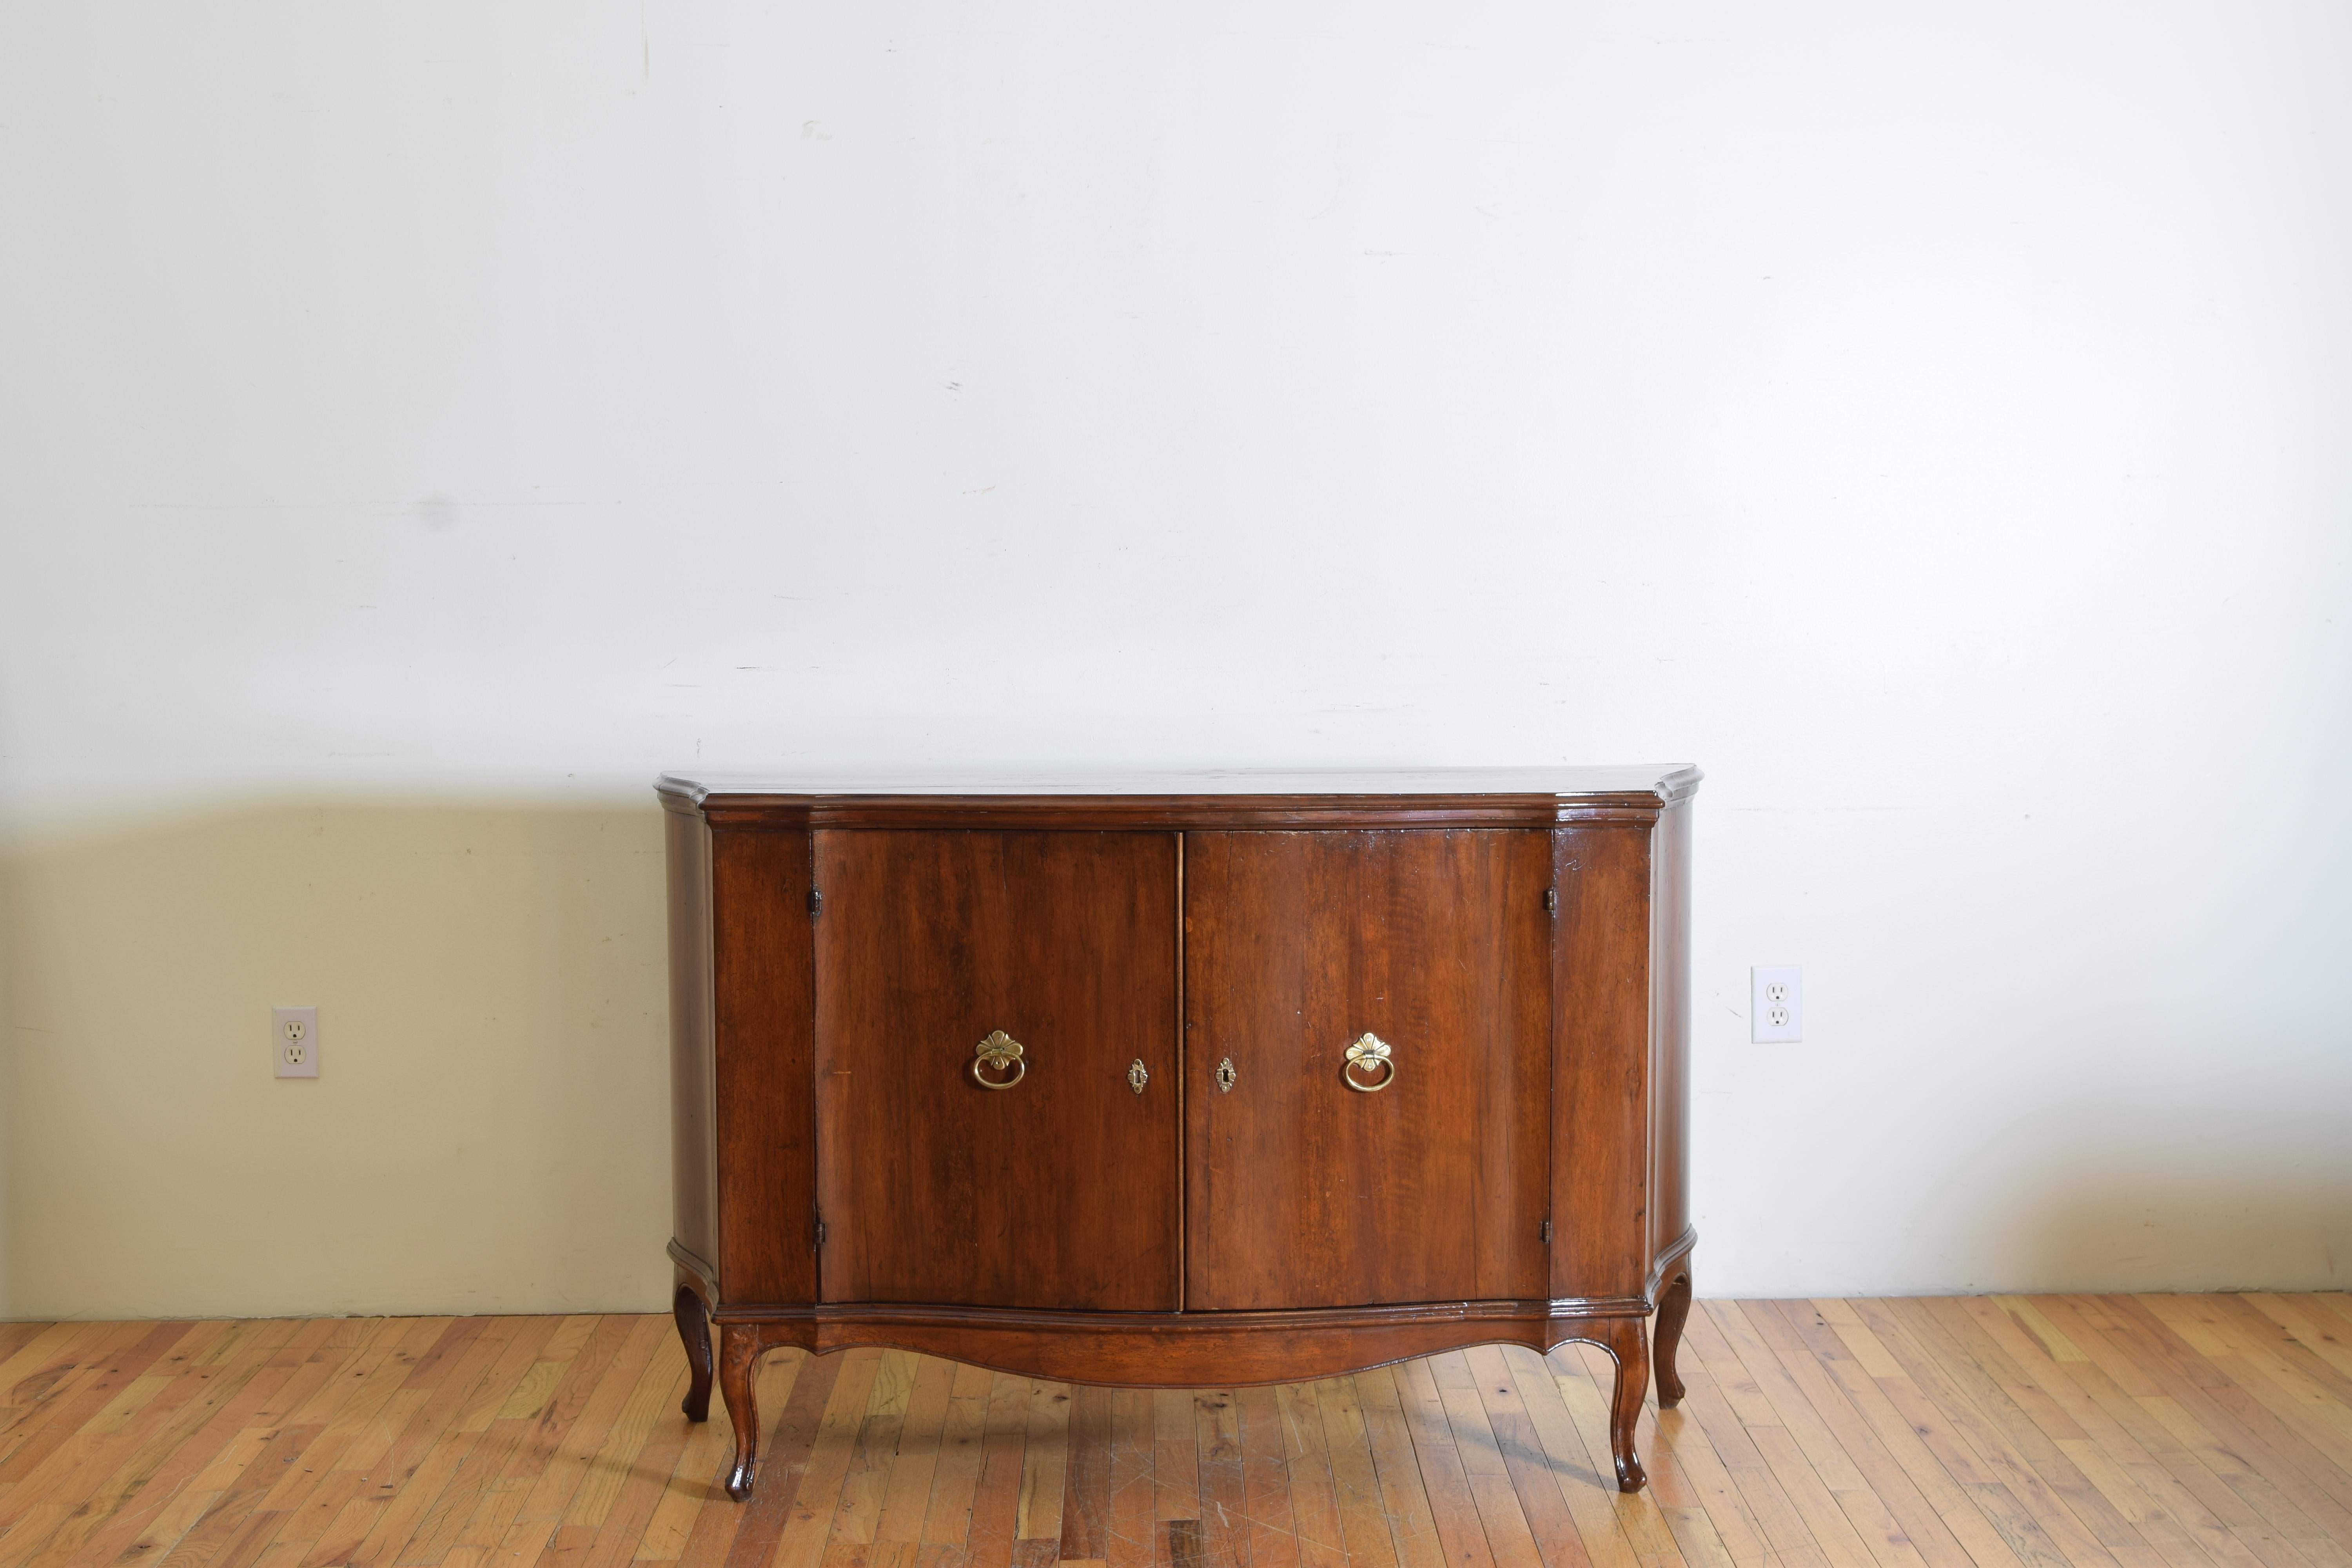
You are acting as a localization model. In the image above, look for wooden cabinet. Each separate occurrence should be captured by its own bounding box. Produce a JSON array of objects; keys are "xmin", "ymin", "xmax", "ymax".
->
[{"xmin": 662, "ymin": 769, "xmax": 1699, "ymax": 1503}]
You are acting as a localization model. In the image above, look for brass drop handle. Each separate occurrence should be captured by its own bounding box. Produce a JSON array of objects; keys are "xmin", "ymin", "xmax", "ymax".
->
[
  {"xmin": 1342, "ymin": 1032, "xmax": 1396, "ymax": 1093},
  {"xmin": 970, "ymin": 1029, "xmax": 1027, "ymax": 1090}
]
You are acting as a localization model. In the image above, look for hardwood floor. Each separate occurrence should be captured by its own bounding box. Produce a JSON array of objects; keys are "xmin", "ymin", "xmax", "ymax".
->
[{"xmin": 0, "ymin": 1296, "xmax": 2347, "ymax": 1568}]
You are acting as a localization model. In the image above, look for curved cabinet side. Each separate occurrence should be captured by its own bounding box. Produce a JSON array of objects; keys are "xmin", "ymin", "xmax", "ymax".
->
[
  {"xmin": 1650, "ymin": 797, "xmax": 1693, "ymax": 1283},
  {"xmin": 711, "ymin": 826, "xmax": 819, "ymax": 1307},
  {"xmin": 1551, "ymin": 818, "xmax": 1656, "ymax": 1304},
  {"xmin": 1646, "ymin": 798, "xmax": 1696, "ymax": 1406},
  {"xmin": 664, "ymin": 802, "xmax": 719, "ymax": 1279}
]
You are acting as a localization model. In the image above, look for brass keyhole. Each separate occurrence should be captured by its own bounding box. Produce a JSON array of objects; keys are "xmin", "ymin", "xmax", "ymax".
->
[{"xmin": 1214, "ymin": 1057, "xmax": 1237, "ymax": 1093}]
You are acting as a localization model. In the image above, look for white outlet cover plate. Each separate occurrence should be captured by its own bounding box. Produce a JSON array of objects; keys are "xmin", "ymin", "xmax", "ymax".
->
[
  {"xmin": 273, "ymin": 1005, "xmax": 319, "ymax": 1078},
  {"xmin": 1750, "ymin": 966, "xmax": 1803, "ymax": 1044}
]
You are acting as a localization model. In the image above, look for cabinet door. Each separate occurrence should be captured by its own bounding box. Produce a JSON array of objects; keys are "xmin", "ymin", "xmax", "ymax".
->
[
  {"xmin": 813, "ymin": 830, "xmax": 1180, "ymax": 1310},
  {"xmin": 1185, "ymin": 830, "xmax": 1552, "ymax": 1310}
]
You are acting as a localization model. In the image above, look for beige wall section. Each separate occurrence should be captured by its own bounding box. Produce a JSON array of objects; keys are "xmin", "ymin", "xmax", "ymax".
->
[{"xmin": 0, "ymin": 802, "xmax": 670, "ymax": 1319}]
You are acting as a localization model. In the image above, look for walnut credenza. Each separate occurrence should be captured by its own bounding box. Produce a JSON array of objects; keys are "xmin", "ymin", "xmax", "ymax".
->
[{"xmin": 660, "ymin": 767, "xmax": 1699, "ymax": 1499}]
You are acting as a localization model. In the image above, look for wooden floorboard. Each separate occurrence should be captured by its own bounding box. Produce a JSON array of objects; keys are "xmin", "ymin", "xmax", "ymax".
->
[{"xmin": 0, "ymin": 1299, "xmax": 2345, "ymax": 1568}]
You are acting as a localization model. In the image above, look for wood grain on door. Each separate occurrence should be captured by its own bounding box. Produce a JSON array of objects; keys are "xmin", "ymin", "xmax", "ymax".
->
[
  {"xmin": 812, "ymin": 829, "xmax": 1181, "ymax": 1311},
  {"xmin": 1182, "ymin": 829, "xmax": 1552, "ymax": 1310}
]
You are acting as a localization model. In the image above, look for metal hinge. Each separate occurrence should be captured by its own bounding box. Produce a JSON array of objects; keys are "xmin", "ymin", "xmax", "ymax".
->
[
  {"xmin": 814, "ymin": 1216, "xmax": 828, "ymax": 1247},
  {"xmin": 808, "ymin": 888, "xmax": 823, "ymax": 917},
  {"xmin": 1540, "ymin": 1219, "xmax": 1553, "ymax": 1244},
  {"xmin": 1544, "ymin": 889, "xmax": 1557, "ymax": 912}
]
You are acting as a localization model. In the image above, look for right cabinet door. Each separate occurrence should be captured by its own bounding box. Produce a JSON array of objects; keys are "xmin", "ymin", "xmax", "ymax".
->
[{"xmin": 1184, "ymin": 829, "xmax": 1553, "ymax": 1310}]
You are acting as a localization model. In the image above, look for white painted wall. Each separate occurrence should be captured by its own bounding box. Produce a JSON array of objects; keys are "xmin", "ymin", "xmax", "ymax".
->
[{"xmin": 2, "ymin": 1, "xmax": 2347, "ymax": 1314}]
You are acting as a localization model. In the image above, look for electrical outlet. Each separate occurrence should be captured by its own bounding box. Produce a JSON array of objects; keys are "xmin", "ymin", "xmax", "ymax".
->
[
  {"xmin": 1750, "ymin": 966, "xmax": 1802, "ymax": 1043},
  {"xmin": 273, "ymin": 1006, "xmax": 319, "ymax": 1078}
]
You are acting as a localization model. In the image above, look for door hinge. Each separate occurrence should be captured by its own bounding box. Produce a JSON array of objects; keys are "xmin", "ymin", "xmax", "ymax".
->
[
  {"xmin": 1540, "ymin": 1219, "xmax": 1553, "ymax": 1244},
  {"xmin": 814, "ymin": 1216, "xmax": 828, "ymax": 1247},
  {"xmin": 808, "ymin": 888, "xmax": 823, "ymax": 917},
  {"xmin": 1543, "ymin": 889, "xmax": 1557, "ymax": 912}
]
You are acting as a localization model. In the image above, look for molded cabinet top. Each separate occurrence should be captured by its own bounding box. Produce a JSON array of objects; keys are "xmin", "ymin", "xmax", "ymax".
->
[{"xmin": 657, "ymin": 765, "xmax": 1700, "ymax": 805}]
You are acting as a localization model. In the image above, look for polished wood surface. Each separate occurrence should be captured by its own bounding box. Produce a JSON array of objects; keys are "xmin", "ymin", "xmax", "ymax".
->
[
  {"xmin": 659, "ymin": 764, "xmax": 1704, "ymax": 800},
  {"xmin": 665, "ymin": 775, "xmax": 1698, "ymax": 1499},
  {"xmin": 664, "ymin": 810, "xmax": 718, "ymax": 1276},
  {"xmin": 1648, "ymin": 802, "xmax": 1693, "ymax": 1275},
  {"xmin": 694, "ymin": 797, "xmax": 1678, "ymax": 831},
  {"xmin": 1183, "ymin": 830, "xmax": 1552, "ymax": 1311},
  {"xmin": 1550, "ymin": 822, "xmax": 1655, "ymax": 1304},
  {"xmin": 811, "ymin": 831, "xmax": 1181, "ymax": 1313},
  {"xmin": 5, "ymin": 1294, "xmax": 2347, "ymax": 1568},
  {"xmin": 682, "ymin": 1301, "xmax": 1637, "ymax": 1388},
  {"xmin": 713, "ymin": 828, "xmax": 818, "ymax": 1307}
]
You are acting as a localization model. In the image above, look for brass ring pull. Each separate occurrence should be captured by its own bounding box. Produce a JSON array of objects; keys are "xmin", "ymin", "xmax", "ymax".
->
[
  {"xmin": 1342, "ymin": 1033, "xmax": 1395, "ymax": 1093},
  {"xmin": 971, "ymin": 1029, "xmax": 1026, "ymax": 1090}
]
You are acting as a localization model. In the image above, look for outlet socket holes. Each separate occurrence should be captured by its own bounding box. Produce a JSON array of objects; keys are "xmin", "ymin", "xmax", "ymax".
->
[
  {"xmin": 273, "ymin": 1006, "xmax": 319, "ymax": 1078},
  {"xmin": 1750, "ymin": 967, "xmax": 1802, "ymax": 1044}
]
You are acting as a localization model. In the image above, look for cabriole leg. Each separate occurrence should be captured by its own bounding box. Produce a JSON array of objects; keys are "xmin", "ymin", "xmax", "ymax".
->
[
  {"xmin": 1654, "ymin": 1261, "xmax": 1693, "ymax": 1408},
  {"xmin": 674, "ymin": 1284, "xmax": 713, "ymax": 1422},
  {"xmin": 1602, "ymin": 1316, "xmax": 1651, "ymax": 1492},
  {"xmin": 718, "ymin": 1324, "xmax": 765, "ymax": 1500}
]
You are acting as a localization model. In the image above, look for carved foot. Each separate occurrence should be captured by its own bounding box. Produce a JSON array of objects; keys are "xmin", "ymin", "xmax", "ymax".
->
[
  {"xmin": 674, "ymin": 1284, "xmax": 714, "ymax": 1423},
  {"xmin": 1655, "ymin": 1263, "xmax": 1692, "ymax": 1408},
  {"xmin": 1602, "ymin": 1316, "xmax": 1651, "ymax": 1492},
  {"xmin": 718, "ymin": 1324, "xmax": 764, "ymax": 1499}
]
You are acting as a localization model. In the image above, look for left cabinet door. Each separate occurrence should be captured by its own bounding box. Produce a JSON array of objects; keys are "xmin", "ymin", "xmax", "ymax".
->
[{"xmin": 813, "ymin": 829, "xmax": 1182, "ymax": 1310}]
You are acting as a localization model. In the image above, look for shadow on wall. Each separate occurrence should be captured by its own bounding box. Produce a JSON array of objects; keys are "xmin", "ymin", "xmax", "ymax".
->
[
  {"xmin": 6, "ymin": 803, "xmax": 2345, "ymax": 1318},
  {"xmin": 1994, "ymin": 1164, "xmax": 2350, "ymax": 1296},
  {"xmin": 0, "ymin": 800, "xmax": 672, "ymax": 1319},
  {"xmin": 1917, "ymin": 1085, "xmax": 2352, "ymax": 1294}
]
